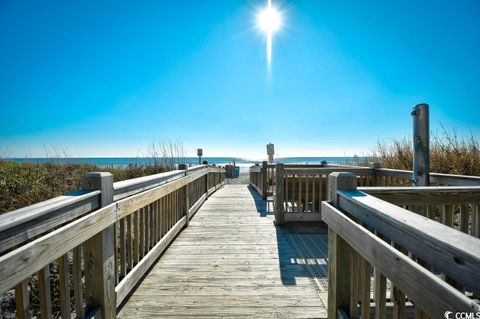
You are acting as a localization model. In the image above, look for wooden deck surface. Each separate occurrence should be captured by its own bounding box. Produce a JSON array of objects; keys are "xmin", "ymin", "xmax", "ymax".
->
[{"xmin": 117, "ymin": 185, "xmax": 328, "ymax": 318}]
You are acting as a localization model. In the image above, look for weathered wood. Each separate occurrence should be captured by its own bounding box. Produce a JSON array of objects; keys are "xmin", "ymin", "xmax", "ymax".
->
[
  {"xmin": 82, "ymin": 172, "xmax": 116, "ymax": 319},
  {"xmin": 274, "ymin": 163, "xmax": 285, "ymax": 225},
  {"xmin": 283, "ymin": 212, "xmax": 322, "ymax": 222},
  {"xmin": 0, "ymin": 190, "xmax": 100, "ymax": 254},
  {"xmin": 359, "ymin": 186, "xmax": 480, "ymax": 205},
  {"xmin": 115, "ymin": 216, "xmax": 187, "ymax": 306},
  {"xmin": 118, "ymin": 185, "xmax": 327, "ymax": 318},
  {"xmin": 337, "ymin": 189, "xmax": 480, "ymax": 293},
  {"xmin": 412, "ymin": 104, "xmax": 430, "ymax": 187},
  {"xmin": 322, "ymin": 202, "xmax": 479, "ymax": 318},
  {"xmin": 58, "ymin": 254, "xmax": 71, "ymax": 319},
  {"xmin": 15, "ymin": 280, "xmax": 30, "ymax": 319},
  {"xmin": 0, "ymin": 203, "xmax": 115, "ymax": 295},
  {"xmin": 38, "ymin": 266, "xmax": 52, "ymax": 319},
  {"xmin": 179, "ymin": 165, "xmax": 191, "ymax": 227},
  {"xmin": 262, "ymin": 161, "xmax": 268, "ymax": 200},
  {"xmin": 374, "ymin": 269, "xmax": 386, "ymax": 319},
  {"xmin": 116, "ymin": 169, "xmax": 207, "ymax": 219},
  {"xmin": 72, "ymin": 245, "xmax": 85, "ymax": 319},
  {"xmin": 327, "ymin": 173, "xmax": 356, "ymax": 319}
]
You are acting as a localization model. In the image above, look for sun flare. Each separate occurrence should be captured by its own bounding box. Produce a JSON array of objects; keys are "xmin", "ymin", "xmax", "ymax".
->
[
  {"xmin": 258, "ymin": 6, "xmax": 281, "ymax": 33},
  {"xmin": 257, "ymin": 0, "xmax": 282, "ymax": 68}
]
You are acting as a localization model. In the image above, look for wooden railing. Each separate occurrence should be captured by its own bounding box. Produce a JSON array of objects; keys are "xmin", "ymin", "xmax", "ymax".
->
[
  {"xmin": 0, "ymin": 164, "xmax": 225, "ymax": 319},
  {"xmin": 265, "ymin": 163, "xmax": 480, "ymax": 225},
  {"xmin": 323, "ymin": 172, "xmax": 480, "ymax": 319}
]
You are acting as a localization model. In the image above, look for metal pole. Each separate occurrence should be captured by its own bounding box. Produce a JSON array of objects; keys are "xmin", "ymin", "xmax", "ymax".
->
[{"xmin": 411, "ymin": 103, "xmax": 430, "ymax": 186}]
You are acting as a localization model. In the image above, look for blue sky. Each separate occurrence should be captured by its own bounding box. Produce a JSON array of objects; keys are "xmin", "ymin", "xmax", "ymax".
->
[{"xmin": 1, "ymin": 1, "xmax": 479, "ymax": 159}]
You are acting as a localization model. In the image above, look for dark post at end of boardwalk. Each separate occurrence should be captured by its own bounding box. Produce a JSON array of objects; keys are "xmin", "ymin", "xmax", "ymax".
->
[
  {"xmin": 327, "ymin": 172, "xmax": 356, "ymax": 319},
  {"xmin": 81, "ymin": 172, "xmax": 116, "ymax": 319},
  {"xmin": 412, "ymin": 103, "xmax": 430, "ymax": 186},
  {"xmin": 274, "ymin": 163, "xmax": 285, "ymax": 225}
]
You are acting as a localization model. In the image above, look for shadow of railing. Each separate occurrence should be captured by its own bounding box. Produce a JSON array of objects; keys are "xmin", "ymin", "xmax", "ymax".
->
[{"xmin": 247, "ymin": 186, "xmax": 329, "ymax": 288}]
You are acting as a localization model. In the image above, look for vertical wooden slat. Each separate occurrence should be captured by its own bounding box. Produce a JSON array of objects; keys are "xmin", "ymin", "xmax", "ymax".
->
[
  {"xmin": 392, "ymin": 242, "xmax": 406, "ymax": 319},
  {"xmin": 305, "ymin": 177, "xmax": 309, "ymax": 212},
  {"xmin": 360, "ymin": 256, "xmax": 371, "ymax": 319},
  {"xmin": 134, "ymin": 211, "xmax": 139, "ymax": 265},
  {"xmin": 139, "ymin": 207, "xmax": 145, "ymax": 257},
  {"xmin": 460, "ymin": 205, "xmax": 469, "ymax": 234},
  {"xmin": 15, "ymin": 280, "xmax": 30, "ymax": 319},
  {"xmin": 473, "ymin": 204, "xmax": 480, "ymax": 238},
  {"xmin": 38, "ymin": 266, "xmax": 52, "ymax": 319},
  {"xmin": 312, "ymin": 175, "xmax": 316, "ymax": 212},
  {"xmin": 153, "ymin": 201, "xmax": 158, "ymax": 244},
  {"xmin": 374, "ymin": 269, "xmax": 386, "ymax": 319},
  {"xmin": 119, "ymin": 218, "xmax": 126, "ymax": 278},
  {"xmin": 319, "ymin": 174, "xmax": 323, "ymax": 203},
  {"xmin": 442, "ymin": 205, "xmax": 454, "ymax": 227},
  {"xmin": 127, "ymin": 215, "xmax": 133, "ymax": 271},
  {"xmin": 298, "ymin": 177, "xmax": 302, "ymax": 212},
  {"xmin": 58, "ymin": 254, "xmax": 71, "ymax": 318},
  {"xmin": 274, "ymin": 163, "xmax": 285, "ymax": 225},
  {"xmin": 349, "ymin": 250, "xmax": 360, "ymax": 317},
  {"xmin": 72, "ymin": 246, "xmax": 85, "ymax": 319},
  {"xmin": 147, "ymin": 203, "xmax": 152, "ymax": 249},
  {"xmin": 156, "ymin": 200, "xmax": 161, "ymax": 242}
]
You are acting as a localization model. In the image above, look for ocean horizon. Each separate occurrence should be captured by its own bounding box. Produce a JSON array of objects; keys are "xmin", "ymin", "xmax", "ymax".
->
[{"xmin": 3, "ymin": 156, "xmax": 366, "ymax": 172}]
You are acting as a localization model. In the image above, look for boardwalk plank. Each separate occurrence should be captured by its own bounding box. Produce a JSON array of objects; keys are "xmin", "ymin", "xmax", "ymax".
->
[{"xmin": 117, "ymin": 185, "xmax": 327, "ymax": 318}]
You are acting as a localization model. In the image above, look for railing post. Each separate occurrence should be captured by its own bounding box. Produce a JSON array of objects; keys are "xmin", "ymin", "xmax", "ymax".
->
[
  {"xmin": 327, "ymin": 172, "xmax": 356, "ymax": 318},
  {"xmin": 412, "ymin": 103, "xmax": 430, "ymax": 187},
  {"xmin": 82, "ymin": 172, "xmax": 115, "ymax": 319},
  {"xmin": 369, "ymin": 162, "xmax": 381, "ymax": 186},
  {"xmin": 205, "ymin": 165, "xmax": 210, "ymax": 195},
  {"xmin": 274, "ymin": 163, "xmax": 285, "ymax": 226},
  {"xmin": 262, "ymin": 161, "xmax": 268, "ymax": 200},
  {"xmin": 179, "ymin": 164, "xmax": 190, "ymax": 227}
]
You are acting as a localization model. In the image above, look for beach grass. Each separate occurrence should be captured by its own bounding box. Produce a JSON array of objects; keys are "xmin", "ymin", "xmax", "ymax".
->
[
  {"xmin": 365, "ymin": 129, "xmax": 480, "ymax": 176},
  {"xmin": 0, "ymin": 160, "xmax": 172, "ymax": 214}
]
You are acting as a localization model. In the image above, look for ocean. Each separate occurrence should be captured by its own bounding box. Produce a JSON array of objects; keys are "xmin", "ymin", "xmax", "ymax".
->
[{"xmin": 5, "ymin": 157, "xmax": 363, "ymax": 172}]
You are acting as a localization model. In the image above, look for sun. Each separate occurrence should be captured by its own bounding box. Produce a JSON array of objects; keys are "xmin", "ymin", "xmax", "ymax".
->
[
  {"xmin": 258, "ymin": 6, "xmax": 281, "ymax": 33},
  {"xmin": 256, "ymin": 0, "xmax": 283, "ymax": 68}
]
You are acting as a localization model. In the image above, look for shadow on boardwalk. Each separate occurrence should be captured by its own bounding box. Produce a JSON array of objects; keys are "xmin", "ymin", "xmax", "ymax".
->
[
  {"xmin": 248, "ymin": 185, "xmax": 328, "ymax": 293},
  {"xmin": 118, "ymin": 185, "xmax": 328, "ymax": 318}
]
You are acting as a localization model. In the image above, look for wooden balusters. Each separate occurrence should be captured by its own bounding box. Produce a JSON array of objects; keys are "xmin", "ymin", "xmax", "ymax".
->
[
  {"xmin": 58, "ymin": 254, "xmax": 71, "ymax": 318},
  {"xmin": 15, "ymin": 280, "xmax": 30, "ymax": 319},
  {"xmin": 72, "ymin": 246, "xmax": 85, "ymax": 319},
  {"xmin": 38, "ymin": 266, "xmax": 52, "ymax": 319}
]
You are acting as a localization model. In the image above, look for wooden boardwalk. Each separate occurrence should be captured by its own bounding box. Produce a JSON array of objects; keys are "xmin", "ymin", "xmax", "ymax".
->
[{"xmin": 117, "ymin": 184, "xmax": 328, "ymax": 318}]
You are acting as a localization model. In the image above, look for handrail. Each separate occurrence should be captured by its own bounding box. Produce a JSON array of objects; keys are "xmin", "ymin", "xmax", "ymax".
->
[
  {"xmin": 323, "ymin": 172, "xmax": 480, "ymax": 318},
  {"xmin": 284, "ymin": 167, "xmax": 373, "ymax": 175},
  {"xmin": 0, "ymin": 190, "xmax": 101, "ymax": 254},
  {"xmin": 113, "ymin": 164, "xmax": 210, "ymax": 200},
  {"xmin": 359, "ymin": 185, "xmax": 480, "ymax": 205},
  {"xmin": 337, "ymin": 188, "xmax": 480, "ymax": 292},
  {"xmin": 0, "ymin": 165, "xmax": 225, "ymax": 319},
  {"xmin": 322, "ymin": 201, "xmax": 479, "ymax": 318}
]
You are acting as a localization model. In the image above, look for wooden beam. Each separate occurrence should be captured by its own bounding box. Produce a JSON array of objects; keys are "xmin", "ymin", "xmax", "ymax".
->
[
  {"xmin": 359, "ymin": 186, "xmax": 480, "ymax": 205},
  {"xmin": 0, "ymin": 203, "xmax": 115, "ymax": 295},
  {"xmin": 322, "ymin": 202, "xmax": 479, "ymax": 318},
  {"xmin": 82, "ymin": 172, "xmax": 116, "ymax": 319},
  {"xmin": 327, "ymin": 172, "xmax": 356, "ymax": 319},
  {"xmin": 115, "ymin": 216, "xmax": 187, "ymax": 306},
  {"xmin": 262, "ymin": 161, "xmax": 268, "ymax": 200},
  {"xmin": 274, "ymin": 163, "xmax": 285, "ymax": 225},
  {"xmin": 337, "ymin": 189, "xmax": 480, "ymax": 293}
]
